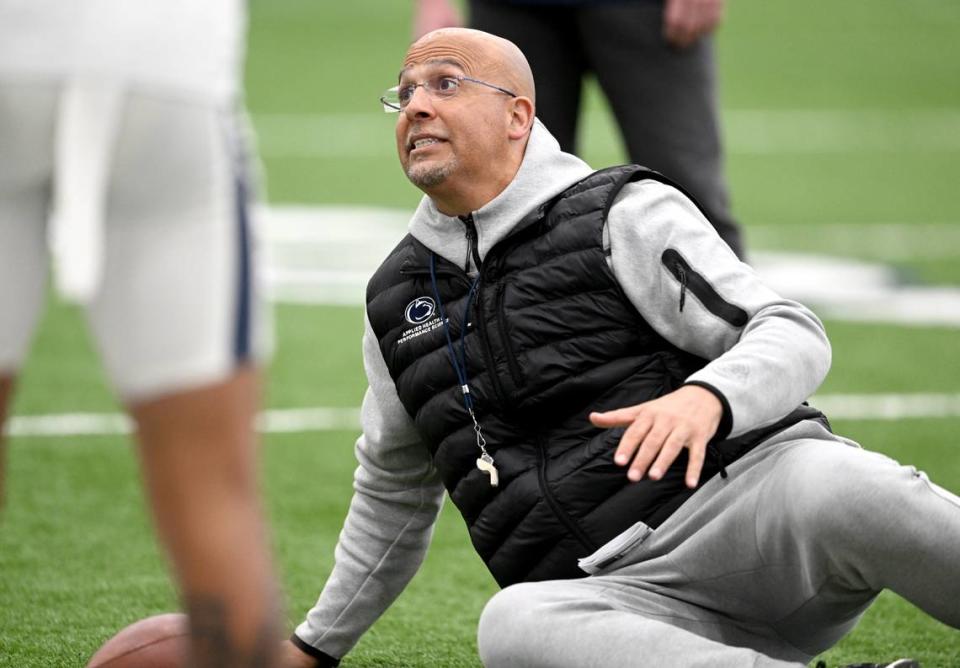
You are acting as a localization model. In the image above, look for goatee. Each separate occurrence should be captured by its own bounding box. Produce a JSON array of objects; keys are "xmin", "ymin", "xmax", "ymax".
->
[{"xmin": 407, "ymin": 158, "xmax": 457, "ymax": 189}]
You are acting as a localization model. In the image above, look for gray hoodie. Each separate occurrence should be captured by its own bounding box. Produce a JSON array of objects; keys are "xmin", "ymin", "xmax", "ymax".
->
[{"xmin": 294, "ymin": 120, "xmax": 832, "ymax": 659}]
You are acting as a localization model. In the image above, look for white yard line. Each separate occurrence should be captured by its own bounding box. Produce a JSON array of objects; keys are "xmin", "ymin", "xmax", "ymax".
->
[
  {"xmin": 260, "ymin": 206, "xmax": 960, "ymax": 326},
  {"xmin": 749, "ymin": 251, "xmax": 960, "ymax": 328},
  {"xmin": 5, "ymin": 407, "xmax": 362, "ymax": 438},
  {"xmin": 746, "ymin": 222, "xmax": 960, "ymax": 261},
  {"xmin": 812, "ymin": 394, "xmax": 960, "ymax": 421},
  {"xmin": 252, "ymin": 109, "xmax": 960, "ymax": 158},
  {"xmin": 6, "ymin": 395, "xmax": 960, "ymax": 438},
  {"xmin": 722, "ymin": 109, "xmax": 960, "ymax": 154}
]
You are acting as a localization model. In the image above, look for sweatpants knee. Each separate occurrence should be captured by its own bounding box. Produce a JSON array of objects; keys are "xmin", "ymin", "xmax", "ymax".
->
[
  {"xmin": 478, "ymin": 583, "xmax": 551, "ymax": 667},
  {"xmin": 776, "ymin": 445, "xmax": 894, "ymax": 529},
  {"xmin": 766, "ymin": 441, "xmax": 958, "ymax": 570}
]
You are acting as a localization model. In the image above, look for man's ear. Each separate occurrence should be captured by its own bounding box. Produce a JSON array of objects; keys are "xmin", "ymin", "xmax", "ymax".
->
[{"xmin": 506, "ymin": 96, "xmax": 535, "ymax": 140}]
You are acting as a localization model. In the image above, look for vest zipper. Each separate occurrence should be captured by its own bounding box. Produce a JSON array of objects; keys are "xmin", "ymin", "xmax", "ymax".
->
[
  {"xmin": 495, "ymin": 281, "xmax": 525, "ymax": 386},
  {"xmin": 677, "ymin": 263, "xmax": 688, "ymax": 312},
  {"xmin": 473, "ymin": 282, "xmax": 512, "ymax": 411},
  {"xmin": 461, "ymin": 214, "xmax": 482, "ymax": 273},
  {"xmin": 536, "ymin": 436, "xmax": 597, "ymax": 552},
  {"xmin": 459, "ymin": 213, "xmax": 517, "ymax": 411}
]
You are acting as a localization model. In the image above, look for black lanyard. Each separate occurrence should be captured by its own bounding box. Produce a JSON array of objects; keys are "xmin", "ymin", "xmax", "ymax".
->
[{"xmin": 429, "ymin": 253, "xmax": 498, "ymax": 484}]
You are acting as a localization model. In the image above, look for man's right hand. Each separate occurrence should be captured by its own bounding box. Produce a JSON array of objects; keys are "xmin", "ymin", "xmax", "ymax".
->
[{"xmin": 589, "ymin": 384, "xmax": 723, "ymax": 489}]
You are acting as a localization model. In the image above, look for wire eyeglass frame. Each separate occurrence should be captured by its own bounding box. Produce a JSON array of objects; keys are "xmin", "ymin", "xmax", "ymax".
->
[{"xmin": 380, "ymin": 74, "xmax": 517, "ymax": 112}]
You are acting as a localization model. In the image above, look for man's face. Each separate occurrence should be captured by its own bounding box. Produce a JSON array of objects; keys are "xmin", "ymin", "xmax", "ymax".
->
[{"xmin": 395, "ymin": 38, "xmax": 513, "ymax": 196}]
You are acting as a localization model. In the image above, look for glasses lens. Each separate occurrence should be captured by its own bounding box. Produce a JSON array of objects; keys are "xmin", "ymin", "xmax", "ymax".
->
[
  {"xmin": 381, "ymin": 76, "xmax": 463, "ymax": 112},
  {"xmin": 381, "ymin": 86, "xmax": 401, "ymax": 113},
  {"xmin": 430, "ymin": 76, "xmax": 461, "ymax": 99}
]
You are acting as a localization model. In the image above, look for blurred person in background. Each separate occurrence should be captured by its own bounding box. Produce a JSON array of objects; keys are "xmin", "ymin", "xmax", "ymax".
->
[
  {"xmin": 0, "ymin": 1, "xmax": 283, "ymax": 665},
  {"xmin": 414, "ymin": 0, "xmax": 745, "ymax": 258}
]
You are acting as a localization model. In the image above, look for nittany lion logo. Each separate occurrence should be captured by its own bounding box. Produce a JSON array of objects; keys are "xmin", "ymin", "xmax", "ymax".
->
[{"xmin": 404, "ymin": 297, "xmax": 436, "ymax": 324}]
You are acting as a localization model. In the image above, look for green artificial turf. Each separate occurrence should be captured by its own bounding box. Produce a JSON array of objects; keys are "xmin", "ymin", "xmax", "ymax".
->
[{"xmin": 2, "ymin": 0, "xmax": 959, "ymax": 665}]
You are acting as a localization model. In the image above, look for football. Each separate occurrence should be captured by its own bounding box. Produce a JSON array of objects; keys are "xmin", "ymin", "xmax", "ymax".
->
[{"xmin": 86, "ymin": 613, "xmax": 188, "ymax": 668}]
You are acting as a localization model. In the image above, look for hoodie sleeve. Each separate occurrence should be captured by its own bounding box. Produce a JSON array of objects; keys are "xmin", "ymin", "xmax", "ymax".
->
[
  {"xmin": 605, "ymin": 179, "xmax": 831, "ymax": 439},
  {"xmin": 293, "ymin": 313, "xmax": 446, "ymax": 661}
]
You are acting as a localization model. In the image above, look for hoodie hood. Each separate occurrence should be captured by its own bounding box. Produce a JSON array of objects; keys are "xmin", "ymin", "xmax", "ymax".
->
[{"xmin": 408, "ymin": 119, "xmax": 594, "ymax": 269}]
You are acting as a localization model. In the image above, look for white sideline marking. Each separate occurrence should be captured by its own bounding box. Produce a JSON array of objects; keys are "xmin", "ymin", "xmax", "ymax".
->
[
  {"xmin": 6, "ymin": 395, "xmax": 960, "ymax": 438},
  {"xmin": 812, "ymin": 393, "xmax": 960, "ymax": 421},
  {"xmin": 750, "ymin": 251, "xmax": 960, "ymax": 328},
  {"xmin": 5, "ymin": 407, "xmax": 362, "ymax": 438},
  {"xmin": 252, "ymin": 109, "xmax": 960, "ymax": 158},
  {"xmin": 259, "ymin": 206, "xmax": 960, "ymax": 327},
  {"xmin": 723, "ymin": 109, "xmax": 960, "ymax": 154},
  {"xmin": 747, "ymin": 222, "xmax": 960, "ymax": 261}
]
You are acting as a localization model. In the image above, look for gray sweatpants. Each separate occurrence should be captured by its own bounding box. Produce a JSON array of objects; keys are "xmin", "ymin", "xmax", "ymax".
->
[{"xmin": 478, "ymin": 422, "xmax": 960, "ymax": 667}]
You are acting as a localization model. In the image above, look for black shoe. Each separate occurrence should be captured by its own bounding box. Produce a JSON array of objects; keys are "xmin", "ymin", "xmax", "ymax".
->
[{"xmin": 814, "ymin": 660, "xmax": 920, "ymax": 668}]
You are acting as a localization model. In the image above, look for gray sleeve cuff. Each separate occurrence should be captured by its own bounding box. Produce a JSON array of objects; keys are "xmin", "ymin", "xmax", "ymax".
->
[
  {"xmin": 290, "ymin": 633, "xmax": 340, "ymax": 667},
  {"xmin": 682, "ymin": 380, "xmax": 733, "ymax": 441}
]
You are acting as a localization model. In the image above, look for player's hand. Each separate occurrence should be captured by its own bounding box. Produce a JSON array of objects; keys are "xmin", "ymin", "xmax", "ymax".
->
[
  {"xmin": 413, "ymin": 0, "xmax": 463, "ymax": 39},
  {"xmin": 663, "ymin": 0, "xmax": 725, "ymax": 49},
  {"xmin": 280, "ymin": 639, "xmax": 322, "ymax": 668},
  {"xmin": 589, "ymin": 385, "xmax": 723, "ymax": 489}
]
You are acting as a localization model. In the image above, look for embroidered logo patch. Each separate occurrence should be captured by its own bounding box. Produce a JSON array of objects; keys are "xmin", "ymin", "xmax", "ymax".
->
[
  {"xmin": 404, "ymin": 297, "xmax": 436, "ymax": 324},
  {"xmin": 399, "ymin": 296, "xmax": 444, "ymax": 345}
]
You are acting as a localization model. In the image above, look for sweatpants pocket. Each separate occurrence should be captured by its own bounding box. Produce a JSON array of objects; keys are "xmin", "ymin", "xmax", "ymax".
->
[{"xmin": 578, "ymin": 521, "xmax": 654, "ymax": 575}]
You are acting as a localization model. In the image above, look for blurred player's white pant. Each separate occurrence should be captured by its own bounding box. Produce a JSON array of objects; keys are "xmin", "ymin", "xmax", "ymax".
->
[
  {"xmin": 478, "ymin": 421, "xmax": 960, "ymax": 667},
  {"xmin": 0, "ymin": 80, "xmax": 272, "ymax": 400}
]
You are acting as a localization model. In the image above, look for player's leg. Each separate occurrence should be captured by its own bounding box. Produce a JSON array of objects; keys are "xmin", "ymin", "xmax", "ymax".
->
[
  {"xmin": 578, "ymin": 3, "xmax": 745, "ymax": 258},
  {"xmin": 0, "ymin": 375, "xmax": 13, "ymax": 508},
  {"xmin": 0, "ymin": 81, "xmax": 56, "ymax": 511},
  {"xmin": 130, "ymin": 367, "xmax": 279, "ymax": 664},
  {"xmin": 88, "ymin": 91, "xmax": 280, "ymax": 666},
  {"xmin": 469, "ymin": 0, "xmax": 584, "ymax": 153},
  {"xmin": 478, "ymin": 579, "xmax": 803, "ymax": 668}
]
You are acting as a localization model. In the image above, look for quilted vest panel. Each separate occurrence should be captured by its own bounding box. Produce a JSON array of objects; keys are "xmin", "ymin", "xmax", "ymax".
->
[{"xmin": 366, "ymin": 165, "xmax": 820, "ymax": 586}]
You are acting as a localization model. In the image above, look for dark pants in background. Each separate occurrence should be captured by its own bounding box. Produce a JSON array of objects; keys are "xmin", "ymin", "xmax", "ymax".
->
[{"xmin": 470, "ymin": 0, "xmax": 744, "ymax": 258}]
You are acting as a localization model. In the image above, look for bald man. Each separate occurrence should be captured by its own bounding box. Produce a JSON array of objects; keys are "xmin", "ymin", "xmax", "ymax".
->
[
  {"xmin": 282, "ymin": 29, "xmax": 959, "ymax": 668},
  {"xmin": 414, "ymin": 0, "xmax": 745, "ymax": 260}
]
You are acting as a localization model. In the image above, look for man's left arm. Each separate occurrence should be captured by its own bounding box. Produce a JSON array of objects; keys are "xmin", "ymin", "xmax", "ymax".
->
[{"xmin": 591, "ymin": 179, "xmax": 831, "ymax": 487}]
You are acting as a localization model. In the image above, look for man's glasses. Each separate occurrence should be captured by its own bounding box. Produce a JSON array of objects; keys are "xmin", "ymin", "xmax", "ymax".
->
[{"xmin": 380, "ymin": 75, "xmax": 517, "ymax": 112}]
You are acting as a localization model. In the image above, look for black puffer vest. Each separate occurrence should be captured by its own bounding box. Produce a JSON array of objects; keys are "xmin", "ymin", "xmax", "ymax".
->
[{"xmin": 366, "ymin": 165, "xmax": 824, "ymax": 587}]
